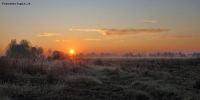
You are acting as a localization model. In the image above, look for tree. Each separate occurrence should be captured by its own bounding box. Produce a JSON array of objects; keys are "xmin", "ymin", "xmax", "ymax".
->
[
  {"xmin": 52, "ymin": 51, "xmax": 64, "ymax": 60},
  {"xmin": 123, "ymin": 52, "xmax": 134, "ymax": 57},
  {"xmin": 6, "ymin": 39, "xmax": 17, "ymax": 57},
  {"xmin": 48, "ymin": 48, "xmax": 52, "ymax": 56},
  {"xmin": 20, "ymin": 40, "xmax": 30, "ymax": 48},
  {"xmin": 6, "ymin": 39, "xmax": 43, "ymax": 58},
  {"xmin": 6, "ymin": 39, "xmax": 31, "ymax": 57},
  {"xmin": 17, "ymin": 39, "xmax": 31, "ymax": 57},
  {"xmin": 31, "ymin": 47, "xmax": 37, "ymax": 56},
  {"xmin": 156, "ymin": 52, "xmax": 161, "ymax": 57},
  {"xmin": 36, "ymin": 47, "xmax": 43, "ymax": 56},
  {"xmin": 100, "ymin": 52, "xmax": 105, "ymax": 57}
]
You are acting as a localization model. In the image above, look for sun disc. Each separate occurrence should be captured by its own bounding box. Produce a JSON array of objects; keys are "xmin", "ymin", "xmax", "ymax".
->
[{"xmin": 70, "ymin": 49, "xmax": 74, "ymax": 54}]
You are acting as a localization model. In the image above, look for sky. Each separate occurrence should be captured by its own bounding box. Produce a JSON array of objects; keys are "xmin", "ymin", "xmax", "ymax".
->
[{"xmin": 1, "ymin": 0, "xmax": 200, "ymax": 55}]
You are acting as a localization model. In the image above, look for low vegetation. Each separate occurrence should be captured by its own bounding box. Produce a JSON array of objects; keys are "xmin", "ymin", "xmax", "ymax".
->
[{"xmin": 0, "ymin": 57, "xmax": 200, "ymax": 100}]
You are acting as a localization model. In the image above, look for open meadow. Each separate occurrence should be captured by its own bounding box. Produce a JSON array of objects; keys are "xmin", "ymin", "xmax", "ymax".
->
[
  {"xmin": 0, "ymin": 57, "xmax": 200, "ymax": 100},
  {"xmin": 2, "ymin": 1, "xmax": 200, "ymax": 100}
]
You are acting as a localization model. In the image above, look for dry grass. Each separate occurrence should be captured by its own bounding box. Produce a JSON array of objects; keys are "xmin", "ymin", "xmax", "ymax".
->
[{"xmin": 0, "ymin": 57, "xmax": 200, "ymax": 99}]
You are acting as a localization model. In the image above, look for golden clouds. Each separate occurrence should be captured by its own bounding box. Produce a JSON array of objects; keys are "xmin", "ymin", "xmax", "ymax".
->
[
  {"xmin": 53, "ymin": 40, "xmax": 73, "ymax": 42},
  {"xmin": 69, "ymin": 29, "xmax": 99, "ymax": 32},
  {"xmin": 84, "ymin": 39, "xmax": 101, "ymax": 41},
  {"xmin": 152, "ymin": 35, "xmax": 198, "ymax": 39},
  {"xmin": 69, "ymin": 28, "xmax": 170, "ymax": 37},
  {"xmin": 36, "ymin": 33, "xmax": 62, "ymax": 37},
  {"xmin": 143, "ymin": 20, "xmax": 157, "ymax": 23},
  {"xmin": 100, "ymin": 29, "xmax": 170, "ymax": 37}
]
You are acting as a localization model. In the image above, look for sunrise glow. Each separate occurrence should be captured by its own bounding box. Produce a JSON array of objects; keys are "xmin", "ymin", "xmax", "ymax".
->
[
  {"xmin": 1, "ymin": 1, "xmax": 200, "ymax": 99},
  {"xmin": 70, "ymin": 49, "xmax": 74, "ymax": 55},
  {"xmin": 1, "ymin": 1, "xmax": 200, "ymax": 55}
]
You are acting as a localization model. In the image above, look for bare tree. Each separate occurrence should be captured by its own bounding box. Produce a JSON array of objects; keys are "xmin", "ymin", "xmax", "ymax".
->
[
  {"xmin": 36, "ymin": 47, "xmax": 43, "ymax": 56},
  {"xmin": 48, "ymin": 48, "xmax": 52, "ymax": 56}
]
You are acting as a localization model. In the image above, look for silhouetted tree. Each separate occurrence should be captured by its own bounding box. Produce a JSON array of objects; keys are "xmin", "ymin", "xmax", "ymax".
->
[
  {"xmin": 36, "ymin": 47, "xmax": 43, "ymax": 56},
  {"xmin": 31, "ymin": 47, "xmax": 37, "ymax": 57},
  {"xmin": 156, "ymin": 52, "xmax": 161, "ymax": 57},
  {"xmin": 100, "ymin": 53, "xmax": 105, "ymax": 57},
  {"xmin": 52, "ymin": 50, "xmax": 67, "ymax": 60},
  {"xmin": 149, "ymin": 53, "xmax": 153, "ymax": 57},
  {"xmin": 48, "ymin": 48, "xmax": 52, "ymax": 56},
  {"xmin": 123, "ymin": 52, "xmax": 134, "ymax": 57},
  {"xmin": 137, "ymin": 53, "xmax": 141, "ymax": 57},
  {"xmin": 86, "ymin": 52, "xmax": 98, "ymax": 57},
  {"xmin": 78, "ymin": 53, "xmax": 84, "ymax": 59},
  {"xmin": 192, "ymin": 52, "xmax": 200, "ymax": 58},
  {"xmin": 6, "ymin": 39, "xmax": 43, "ymax": 58},
  {"xmin": 6, "ymin": 39, "xmax": 18, "ymax": 57},
  {"xmin": 52, "ymin": 51, "xmax": 61, "ymax": 60},
  {"xmin": 6, "ymin": 39, "xmax": 31, "ymax": 57}
]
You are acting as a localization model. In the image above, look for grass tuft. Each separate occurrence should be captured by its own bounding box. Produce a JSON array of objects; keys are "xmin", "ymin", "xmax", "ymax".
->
[{"xmin": 0, "ymin": 58, "xmax": 17, "ymax": 83}]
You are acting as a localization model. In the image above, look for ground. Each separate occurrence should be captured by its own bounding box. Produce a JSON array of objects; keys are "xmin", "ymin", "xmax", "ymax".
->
[{"xmin": 0, "ymin": 57, "xmax": 200, "ymax": 100}]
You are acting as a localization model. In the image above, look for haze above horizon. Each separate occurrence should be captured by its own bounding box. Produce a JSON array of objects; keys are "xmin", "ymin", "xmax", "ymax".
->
[{"xmin": 1, "ymin": 0, "xmax": 200, "ymax": 54}]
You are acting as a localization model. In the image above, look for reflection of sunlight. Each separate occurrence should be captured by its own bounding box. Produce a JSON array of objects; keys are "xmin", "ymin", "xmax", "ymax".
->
[{"xmin": 70, "ymin": 49, "xmax": 74, "ymax": 54}]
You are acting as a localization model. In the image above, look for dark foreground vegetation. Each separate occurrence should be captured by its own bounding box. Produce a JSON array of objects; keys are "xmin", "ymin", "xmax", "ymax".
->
[{"xmin": 0, "ymin": 56, "xmax": 200, "ymax": 100}]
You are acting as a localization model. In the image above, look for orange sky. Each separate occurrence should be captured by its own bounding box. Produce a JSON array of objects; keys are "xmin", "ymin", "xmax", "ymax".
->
[{"xmin": 1, "ymin": 1, "xmax": 200, "ymax": 55}]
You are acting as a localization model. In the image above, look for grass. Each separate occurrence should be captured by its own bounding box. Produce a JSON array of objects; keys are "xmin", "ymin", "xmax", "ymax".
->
[{"xmin": 0, "ymin": 57, "xmax": 200, "ymax": 100}]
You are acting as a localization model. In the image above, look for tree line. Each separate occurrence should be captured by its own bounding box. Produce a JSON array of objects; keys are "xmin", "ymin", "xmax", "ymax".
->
[
  {"xmin": 123, "ymin": 52, "xmax": 200, "ymax": 58},
  {"xmin": 4, "ymin": 39, "xmax": 200, "ymax": 59},
  {"xmin": 5, "ymin": 39, "xmax": 82, "ymax": 60}
]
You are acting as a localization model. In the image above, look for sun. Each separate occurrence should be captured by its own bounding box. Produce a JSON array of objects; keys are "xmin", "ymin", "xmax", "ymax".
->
[{"xmin": 70, "ymin": 49, "xmax": 74, "ymax": 54}]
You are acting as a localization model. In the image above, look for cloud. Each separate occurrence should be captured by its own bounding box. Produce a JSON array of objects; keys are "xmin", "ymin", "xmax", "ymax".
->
[
  {"xmin": 69, "ymin": 28, "xmax": 170, "ymax": 37},
  {"xmin": 115, "ymin": 39, "xmax": 125, "ymax": 44},
  {"xmin": 36, "ymin": 33, "xmax": 62, "ymax": 37},
  {"xmin": 53, "ymin": 39, "xmax": 73, "ymax": 42},
  {"xmin": 171, "ymin": 35, "xmax": 197, "ymax": 38},
  {"xmin": 84, "ymin": 39, "xmax": 101, "ymax": 41},
  {"xmin": 151, "ymin": 36, "xmax": 167, "ymax": 39},
  {"xmin": 69, "ymin": 29, "xmax": 99, "ymax": 32},
  {"xmin": 100, "ymin": 29, "xmax": 170, "ymax": 37},
  {"xmin": 152, "ymin": 35, "xmax": 198, "ymax": 39},
  {"xmin": 54, "ymin": 40, "xmax": 60, "ymax": 42},
  {"xmin": 143, "ymin": 20, "xmax": 157, "ymax": 23}
]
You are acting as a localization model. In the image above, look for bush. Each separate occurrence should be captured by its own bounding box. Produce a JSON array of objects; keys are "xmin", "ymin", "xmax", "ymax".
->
[
  {"xmin": 93, "ymin": 59, "xmax": 104, "ymax": 66},
  {"xmin": 0, "ymin": 58, "xmax": 17, "ymax": 83},
  {"xmin": 193, "ymin": 80, "xmax": 200, "ymax": 89},
  {"xmin": 66, "ymin": 75, "xmax": 102, "ymax": 86},
  {"xmin": 21, "ymin": 65, "xmax": 46, "ymax": 75},
  {"xmin": 46, "ymin": 73, "xmax": 59, "ymax": 83}
]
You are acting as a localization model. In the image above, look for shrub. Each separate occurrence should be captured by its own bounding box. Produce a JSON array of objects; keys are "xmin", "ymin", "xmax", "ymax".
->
[
  {"xmin": 0, "ymin": 58, "xmax": 17, "ymax": 83},
  {"xmin": 21, "ymin": 65, "xmax": 46, "ymax": 75},
  {"xmin": 193, "ymin": 80, "xmax": 200, "ymax": 89},
  {"xmin": 66, "ymin": 75, "xmax": 102, "ymax": 86},
  {"xmin": 46, "ymin": 73, "xmax": 59, "ymax": 83},
  {"xmin": 93, "ymin": 59, "xmax": 104, "ymax": 66}
]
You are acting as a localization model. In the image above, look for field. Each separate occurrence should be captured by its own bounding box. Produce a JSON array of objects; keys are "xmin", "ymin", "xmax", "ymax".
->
[{"xmin": 0, "ymin": 57, "xmax": 200, "ymax": 100}]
